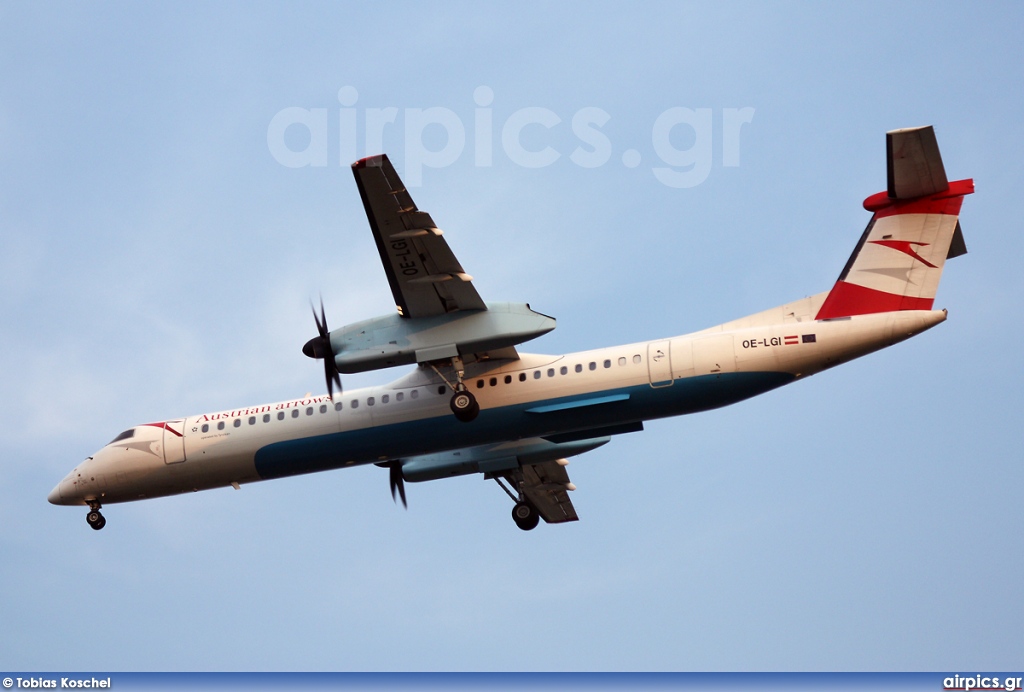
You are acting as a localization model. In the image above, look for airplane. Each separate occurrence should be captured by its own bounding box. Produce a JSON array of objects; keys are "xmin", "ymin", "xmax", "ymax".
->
[{"xmin": 48, "ymin": 125, "xmax": 973, "ymax": 532}]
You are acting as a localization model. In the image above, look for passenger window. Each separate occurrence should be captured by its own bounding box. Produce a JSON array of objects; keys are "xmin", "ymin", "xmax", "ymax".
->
[
  {"xmin": 547, "ymin": 368, "xmax": 555, "ymax": 377},
  {"xmin": 575, "ymin": 364, "xmax": 582, "ymax": 373},
  {"xmin": 292, "ymin": 410, "xmax": 299, "ymax": 418},
  {"xmin": 277, "ymin": 412, "xmax": 285, "ymax": 421},
  {"xmin": 604, "ymin": 359, "xmax": 611, "ymax": 368},
  {"xmin": 351, "ymin": 400, "xmax": 359, "ymax": 409},
  {"xmin": 476, "ymin": 380, "xmax": 484, "ymax": 389},
  {"xmin": 437, "ymin": 386, "xmax": 446, "ymax": 395},
  {"xmin": 589, "ymin": 362, "xmax": 597, "ymax": 370},
  {"xmin": 519, "ymin": 373, "xmax": 526, "ymax": 382},
  {"xmin": 335, "ymin": 402, "xmax": 343, "ymax": 411},
  {"xmin": 396, "ymin": 392, "xmax": 404, "ymax": 402},
  {"xmin": 410, "ymin": 390, "xmax": 418, "ymax": 399},
  {"xmin": 201, "ymin": 424, "xmax": 209, "ymax": 433},
  {"xmin": 633, "ymin": 354, "xmax": 642, "ymax": 364},
  {"xmin": 367, "ymin": 397, "xmax": 375, "ymax": 406},
  {"xmin": 306, "ymin": 407, "xmax": 313, "ymax": 416},
  {"xmin": 618, "ymin": 357, "xmax": 627, "ymax": 366},
  {"xmin": 320, "ymin": 404, "xmax": 327, "ymax": 413},
  {"xmin": 533, "ymin": 371, "xmax": 541, "ymax": 380},
  {"xmin": 560, "ymin": 366, "xmax": 567, "ymax": 375},
  {"xmin": 381, "ymin": 395, "xmax": 389, "ymax": 404},
  {"xmin": 248, "ymin": 416, "xmax": 256, "ymax": 425},
  {"xmin": 234, "ymin": 419, "xmax": 241, "ymax": 428},
  {"xmin": 263, "ymin": 414, "xmax": 271, "ymax": 423},
  {"xmin": 218, "ymin": 421, "xmax": 225, "ymax": 430},
  {"xmin": 489, "ymin": 377, "xmax": 497, "ymax": 387}
]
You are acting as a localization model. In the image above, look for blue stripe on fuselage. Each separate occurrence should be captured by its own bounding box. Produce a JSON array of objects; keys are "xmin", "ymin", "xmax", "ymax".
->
[{"xmin": 252, "ymin": 371, "xmax": 794, "ymax": 481}]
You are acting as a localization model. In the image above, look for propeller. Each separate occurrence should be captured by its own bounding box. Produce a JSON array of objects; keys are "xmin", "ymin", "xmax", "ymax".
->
[
  {"xmin": 386, "ymin": 461, "xmax": 407, "ymax": 508},
  {"xmin": 302, "ymin": 298, "xmax": 342, "ymax": 400}
]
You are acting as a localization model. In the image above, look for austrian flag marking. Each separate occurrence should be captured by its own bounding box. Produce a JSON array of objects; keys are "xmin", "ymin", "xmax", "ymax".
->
[{"xmin": 784, "ymin": 335, "xmax": 799, "ymax": 345}]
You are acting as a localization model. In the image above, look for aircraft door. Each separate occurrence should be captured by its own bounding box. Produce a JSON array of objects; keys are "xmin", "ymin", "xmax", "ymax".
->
[
  {"xmin": 162, "ymin": 420, "xmax": 186, "ymax": 464},
  {"xmin": 647, "ymin": 341, "xmax": 673, "ymax": 387}
]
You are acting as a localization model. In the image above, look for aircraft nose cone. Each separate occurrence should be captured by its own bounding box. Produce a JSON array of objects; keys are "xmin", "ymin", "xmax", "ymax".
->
[{"xmin": 47, "ymin": 483, "xmax": 62, "ymax": 505}]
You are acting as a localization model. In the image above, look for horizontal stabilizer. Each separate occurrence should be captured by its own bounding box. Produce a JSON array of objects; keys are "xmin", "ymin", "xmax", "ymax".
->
[
  {"xmin": 887, "ymin": 126, "xmax": 948, "ymax": 199},
  {"xmin": 947, "ymin": 220, "xmax": 968, "ymax": 259}
]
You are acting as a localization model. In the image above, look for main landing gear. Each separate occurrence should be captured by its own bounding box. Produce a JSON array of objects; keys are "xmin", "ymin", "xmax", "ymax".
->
[
  {"xmin": 449, "ymin": 384, "xmax": 479, "ymax": 422},
  {"xmin": 86, "ymin": 501, "xmax": 106, "ymax": 531},
  {"xmin": 493, "ymin": 469, "xmax": 540, "ymax": 531},
  {"xmin": 511, "ymin": 501, "xmax": 540, "ymax": 531},
  {"xmin": 432, "ymin": 355, "xmax": 479, "ymax": 423}
]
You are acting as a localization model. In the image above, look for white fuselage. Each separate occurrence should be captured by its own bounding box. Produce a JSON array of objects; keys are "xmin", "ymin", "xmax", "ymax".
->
[{"xmin": 48, "ymin": 305, "xmax": 946, "ymax": 508}]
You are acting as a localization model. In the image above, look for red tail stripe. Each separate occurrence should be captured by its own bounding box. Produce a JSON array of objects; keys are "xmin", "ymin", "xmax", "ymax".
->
[
  {"xmin": 862, "ymin": 178, "xmax": 973, "ymax": 218},
  {"xmin": 815, "ymin": 281, "xmax": 934, "ymax": 320}
]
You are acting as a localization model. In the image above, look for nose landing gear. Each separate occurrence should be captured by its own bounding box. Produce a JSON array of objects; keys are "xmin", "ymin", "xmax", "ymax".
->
[{"xmin": 86, "ymin": 502, "xmax": 106, "ymax": 531}]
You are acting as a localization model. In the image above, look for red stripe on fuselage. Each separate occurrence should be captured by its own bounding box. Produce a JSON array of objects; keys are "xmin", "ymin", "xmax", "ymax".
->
[
  {"xmin": 815, "ymin": 281, "xmax": 933, "ymax": 320},
  {"xmin": 142, "ymin": 422, "xmax": 183, "ymax": 437}
]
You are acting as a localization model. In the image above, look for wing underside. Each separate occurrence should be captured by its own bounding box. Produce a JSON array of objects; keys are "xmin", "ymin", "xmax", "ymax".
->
[
  {"xmin": 394, "ymin": 436, "xmax": 614, "ymax": 525},
  {"xmin": 509, "ymin": 460, "xmax": 579, "ymax": 524},
  {"xmin": 352, "ymin": 155, "xmax": 486, "ymax": 319}
]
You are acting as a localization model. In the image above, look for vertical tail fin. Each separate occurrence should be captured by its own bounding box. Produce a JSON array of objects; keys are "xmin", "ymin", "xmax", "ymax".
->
[{"xmin": 816, "ymin": 126, "xmax": 973, "ymax": 321}]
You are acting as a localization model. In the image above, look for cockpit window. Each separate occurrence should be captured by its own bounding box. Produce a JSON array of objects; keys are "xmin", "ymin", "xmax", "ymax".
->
[{"xmin": 109, "ymin": 429, "xmax": 135, "ymax": 445}]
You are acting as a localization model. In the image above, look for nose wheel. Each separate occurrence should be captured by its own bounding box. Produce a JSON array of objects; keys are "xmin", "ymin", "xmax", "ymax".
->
[{"xmin": 86, "ymin": 503, "xmax": 106, "ymax": 531}]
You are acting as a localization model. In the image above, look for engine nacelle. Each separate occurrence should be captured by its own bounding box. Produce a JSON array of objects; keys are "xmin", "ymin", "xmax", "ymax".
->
[
  {"xmin": 331, "ymin": 302, "xmax": 555, "ymax": 373},
  {"xmin": 400, "ymin": 437, "xmax": 609, "ymax": 483}
]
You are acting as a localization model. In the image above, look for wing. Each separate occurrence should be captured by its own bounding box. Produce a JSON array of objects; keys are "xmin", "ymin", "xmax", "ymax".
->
[
  {"xmin": 352, "ymin": 155, "xmax": 487, "ymax": 318},
  {"xmin": 514, "ymin": 459, "xmax": 579, "ymax": 524},
  {"xmin": 395, "ymin": 436, "xmax": 610, "ymax": 525}
]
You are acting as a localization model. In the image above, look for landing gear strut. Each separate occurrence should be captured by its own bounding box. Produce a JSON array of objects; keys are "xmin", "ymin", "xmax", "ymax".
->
[
  {"xmin": 86, "ymin": 502, "xmax": 106, "ymax": 531},
  {"xmin": 431, "ymin": 356, "xmax": 479, "ymax": 423},
  {"xmin": 493, "ymin": 469, "xmax": 540, "ymax": 531}
]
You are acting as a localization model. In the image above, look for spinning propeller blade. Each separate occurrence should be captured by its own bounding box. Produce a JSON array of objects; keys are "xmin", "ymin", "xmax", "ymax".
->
[
  {"xmin": 302, "ymin": 297, "xmax": 342, "ymax": 399},
  {"xmin": 388, "ymin": 462, "xmax": 407, "ymax": 508}
]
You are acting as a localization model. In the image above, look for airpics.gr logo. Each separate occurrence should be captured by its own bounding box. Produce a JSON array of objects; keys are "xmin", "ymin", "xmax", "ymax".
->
[
  {"xmin": 943, "ymin": 674, "xmax": 1024, "ymax": 691},
  {"xmin": 267, "ymin": 86, "xmax": 755, "ymax": 188}
]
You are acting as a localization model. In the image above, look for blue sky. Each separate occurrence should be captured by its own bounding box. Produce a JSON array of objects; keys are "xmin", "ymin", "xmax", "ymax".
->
[{"xmin": 2, "ymin": 1, "xmax": 1022, "ymax": 672}]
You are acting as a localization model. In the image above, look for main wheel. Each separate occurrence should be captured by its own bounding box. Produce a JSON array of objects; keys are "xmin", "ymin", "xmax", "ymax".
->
[
  {"xmin": 512, "ymin": 502, "xmax": 540, "ymax": 531},
  {"xmin": 86, "ymin": 510, "xmax": 105, "ymax": 530},
  {"xmin": 450, "ymin": 390, "xmax": 479, "ymax": 422}
]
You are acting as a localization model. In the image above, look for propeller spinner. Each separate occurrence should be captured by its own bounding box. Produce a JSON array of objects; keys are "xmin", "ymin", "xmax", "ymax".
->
[{"xmin": 302, "ymin": 299, "xmax": 343, "ymax": 399}]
